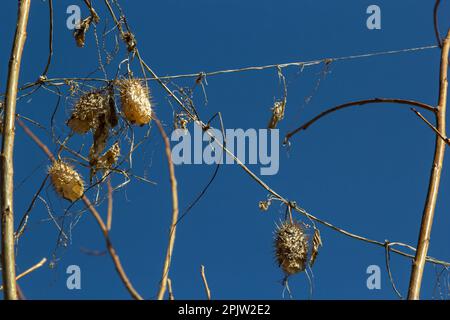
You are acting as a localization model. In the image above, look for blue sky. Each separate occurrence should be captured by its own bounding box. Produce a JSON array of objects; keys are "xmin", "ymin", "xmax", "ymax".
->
[{"xmin": 1, "ymin": 0, "xmax": 450, "ymax": 299}]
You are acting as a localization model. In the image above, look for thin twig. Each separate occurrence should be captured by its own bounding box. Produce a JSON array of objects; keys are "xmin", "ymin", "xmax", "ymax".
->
[
  {"xmin": 411, "ymin": 108, "xmax": 450, "ymax": 145},
  {"xmin": 106, "ymin": 176, "xmax": 113, "ymax": 231},
  {"xmin": 200, "ymin": 265, "xmax": 211, "ymax": 300},
  {"xmin": 434, "ymin": 0, "xmax": 443, "ymax": 48},
  {"xmin": 284, "ymin": 98, "xmax": 436, "ymax": 144},
  {"xmin": 155, "ymin": 118, "xmax": 180, "ymax": 300},
  {"xmin": 1, "ymin": 0, "xmax": 31, "ymax": 300},
  {"xmin": 167, "ymin": 278, "xmax": 174, "ymax": 300},
  {"xmin": 408, "ymin": 29, "xmax": 450, "ymax": 300},
  {"xmin": 81, "ymin": 196, "xmax": 144, "ymax": 300},
  {"xmin": 41, "ymin": 0, "xmax": 53, "ymax": 77},
  {"xmin": 384, "ymin": 242, "xmax": 403, "ymax": 299},
  {"xmin": 0, "ymin": 258, "xmax": 47, "ymax": 291}
]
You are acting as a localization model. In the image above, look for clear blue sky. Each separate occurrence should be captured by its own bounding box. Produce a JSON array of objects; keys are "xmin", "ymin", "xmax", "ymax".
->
[{"xmin": 1, "ymin": 0, "xmax": 449, "ymax": 299}]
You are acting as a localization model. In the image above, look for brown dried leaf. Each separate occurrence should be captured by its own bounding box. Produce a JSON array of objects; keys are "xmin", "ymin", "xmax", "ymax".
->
[{"xmin": 310, "ymin": 228, "xmax": 323, "ymax": 267}]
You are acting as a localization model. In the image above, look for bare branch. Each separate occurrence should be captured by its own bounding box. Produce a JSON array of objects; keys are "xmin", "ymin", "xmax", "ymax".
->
[
  {"xmin": 284, "ymin": 98, "xmax": 436, "ymax": 144},
  {"xmin": 201, "ymin": 265, "xmax": 211, "ymax": 300},
  {"xmin": 1, "ymin": 0, "xmax": 31, "ymax": 300},
  {"xmin": 434, "ymin": 1, "xmax": 443, "ymax": 48},
  {"xmin": 106, "ymin": 176, "xmax": 113, "ymax": 231},
  {"xmin": 167, "ymin": 278, "xmax": 174, "ymax": 300},
  {"xmin": 155, "ymin": 118, "xmax": 180, "ymax": 300},
  {"xmin": 408, "ymin": 29, "xmax": 450, "ymax": 300},
  {"xmin": 0, "ymin": 258, "xmax": 47, "ymax": 291},
  {"xmin": 411, "ymin": 108, "xmax": 450, "ymax": 145}
]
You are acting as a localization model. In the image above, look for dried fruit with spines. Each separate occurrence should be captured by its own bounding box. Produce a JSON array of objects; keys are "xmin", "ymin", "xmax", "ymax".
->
[
  {"xmin": 268, "ymin": 99, "xmax": 286, "ymax": 129},
  {"xmin": 49, "ymin": 161, "xmax": 84, "ymax": 202},
  {"xmin": 275, "ymin": 221, "xmax": 309, "ymax": 275},
  {"xmin": 98, "ymin": 142, "xmax": 120, "ymax": 170},
  {"xmin": 258, "ymin": 200, "xmax": 271, "ymax": 211},
  {"xmin": 122, "ymin": 32, "xmax": 137, "ymax": 52},
  {"xmin": 116, "ymin": 78, "xmax": 152, "ymax": 125},
  {"xmin": 68, "ymin": 90, "xmax": 111, "ymax": 134},
  {"xmin": 90, "ymin": 142, "xmax": 120, "ymax": 180},
  {"xmin": 73, "ymin": 16, "xmax": 93, "ymax": 48}
]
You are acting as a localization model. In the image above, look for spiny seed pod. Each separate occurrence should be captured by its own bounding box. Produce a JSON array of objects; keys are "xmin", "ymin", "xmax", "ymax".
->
[
  {"xmin": 117, "ymin": 79, "xmax": 152, "ymax": 125},
  {"xmin": 122, "ymin": 32, "xmax": 137, "ymax": 52},
  {"xmin": 73, "ymin": 16, "xmax": 92, "ymax": 48},
  {"xmin": 274, "ymin": 221, "xmax": 309, "ymax": 275},
  {"xmin": 68, "ymin": 91, "xmax": 110, "ymax": 134},
  {"xmin": 49, "ymin": 161, "xmax": 84, "ymax": 202},
  {"xmin": 258, "ymin": 200, "xmax": 271, "ymax": 211},
  {"xmin": 98, "ymin": 142, "xmax": 120, "ymax": 170},
  {"xmin": 268, "ymin": 99, "xmax": 286, "ymax": 129}
]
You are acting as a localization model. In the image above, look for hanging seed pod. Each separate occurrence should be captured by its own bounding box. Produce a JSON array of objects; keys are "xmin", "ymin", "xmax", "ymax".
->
[
  {"xmin": 98, "ymin": 142, "xmax": 120, "ymax": 170},
  {"xmin": 258, "ymin": 200, "xmax": 271, "ymax": 212},
  {"xmin": 174, "ymin": 113, "xmax": 189, "ymax": 130},
  {"xmin": 117, "ymin": 79, "xmax": 152, "ymax": 125},
  {"xmin": 48, "ymin": 161, "xmax": 84, "ymax": 202},
  {"xmin": 122, "ymin": 32, "xmax": 137, "ymax": 52},
  {"xmin": 88, "ymin": 118, "xmax": 109, "ymax": 168},
  {"xmin": 73, "ymin": 16, "xmax": 92, "ymax": 47},
  {"xmin": 274, "ymin": 221, "xmax": 309, "ymax": 275},
  {"xmin": 309, "ymin": 228, "xmax": 322, "ymax": 267},
  {"xmin": 268, "ymin": 99, "xmax": 286, "ymax": 129},
  {"xmin": 67, "ymin": 91, "xmax": 110, "ymax": 134},
  {"xmin": 90, "ymin": 142, "xmax": 120, "ymax": 180}
]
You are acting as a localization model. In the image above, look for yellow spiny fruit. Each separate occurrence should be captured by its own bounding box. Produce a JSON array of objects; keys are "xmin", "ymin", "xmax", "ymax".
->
[
  {"xmin": 274, "ymin": 221, "xmax": 309, "ymax": 275},
  {"xmin": 49, "ymin": 161, "xmax": 84, "ymax": 202},
  {"xmin": 117, "ymin": 78, "xmax": 152, "ymax": 125},
  {"xmin": 68, "ymin": 91, "xmax": 110, "ymax": 134}
]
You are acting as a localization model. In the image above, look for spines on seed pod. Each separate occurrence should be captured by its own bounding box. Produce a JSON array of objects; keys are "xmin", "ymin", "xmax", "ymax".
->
[
  {"xmin": 116, "ymin": 78, "xmax": 152, "ymax": 125},
  {"xmin": 48, "ymin": 161, "xmax": 84, "ymax": 202},
  {"xmin": 67, "ymin": 91, "xmax": 110, "ymax": 134},
  {"xmin": 274, "ymin": 221, "xmax": 309, "ymax": 275}
]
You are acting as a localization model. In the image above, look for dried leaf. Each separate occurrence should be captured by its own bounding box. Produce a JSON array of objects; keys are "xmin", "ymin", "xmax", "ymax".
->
[{"xmin": 309, "ymin": 228, "xmax": 323, "ymax": 267}]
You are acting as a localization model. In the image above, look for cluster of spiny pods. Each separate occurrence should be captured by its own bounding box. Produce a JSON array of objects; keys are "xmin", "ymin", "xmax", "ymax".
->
[{"xmin": 48, "ymin": 78, "xmax": 152, "ymax": 202}]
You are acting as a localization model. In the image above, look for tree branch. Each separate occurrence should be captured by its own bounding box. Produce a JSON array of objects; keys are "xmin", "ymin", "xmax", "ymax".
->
[
  {"xmin": 284, "ymin": 98, "xmax": 436, "ymax": 144},
  {"xmin": 1, "ymin": 0, "xmax": 31, "ymax": 300},
  {"xmin": 411, "ymin": 108, "xmax": 450, "ymax": 145},
  {"xmin": 408, "ymin": 29, "xmax": 450, "ymax": 300},
  {"xmin": 0, "ymin": 257, "xmax": 47, "ymax": 291},
  {"xmin": 154, "ymin": 118, "xmax": 180, "ymax": 300}
]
